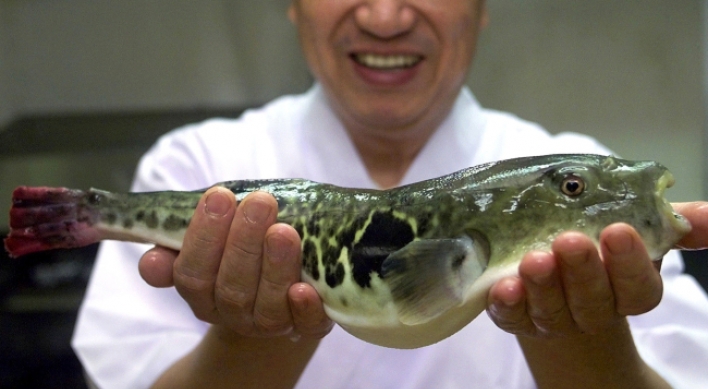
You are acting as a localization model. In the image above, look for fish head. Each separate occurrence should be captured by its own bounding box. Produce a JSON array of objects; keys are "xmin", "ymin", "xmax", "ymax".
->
[{"xmin": 492, "ymin": 154, "xmax": 691, "ymax": 261}]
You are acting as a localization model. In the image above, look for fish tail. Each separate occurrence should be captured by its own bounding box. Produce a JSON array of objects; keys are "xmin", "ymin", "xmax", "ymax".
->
[{"xmin": 5, "ymin": 186, "xmax": 102, "ymax": 258}]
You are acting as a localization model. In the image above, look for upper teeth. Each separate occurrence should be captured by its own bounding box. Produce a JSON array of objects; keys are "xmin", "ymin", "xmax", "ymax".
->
[{"xmin": 355, "ymin": 54, "xmax": 421, "ymax": 69}]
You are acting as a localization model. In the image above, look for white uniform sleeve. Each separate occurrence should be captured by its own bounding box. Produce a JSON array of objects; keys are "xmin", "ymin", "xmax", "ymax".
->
[
  {"xmin": 72, "ymin": 127, "xmax": 215, "ymax": 389},
  {"xmin": 630, "ymin": 250, "xmax": 708, "ymax": 388}
]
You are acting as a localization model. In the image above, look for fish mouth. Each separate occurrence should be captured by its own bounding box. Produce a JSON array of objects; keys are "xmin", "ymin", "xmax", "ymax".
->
[{"xmin": 655, "ymin": 171, "xmax": 692, "ymax": 256}]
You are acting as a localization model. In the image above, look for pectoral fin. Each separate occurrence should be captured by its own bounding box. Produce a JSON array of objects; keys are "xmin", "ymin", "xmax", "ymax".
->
[{"xmin": 381, "ymin": 233, "xmax": 490, "ymax": 326}]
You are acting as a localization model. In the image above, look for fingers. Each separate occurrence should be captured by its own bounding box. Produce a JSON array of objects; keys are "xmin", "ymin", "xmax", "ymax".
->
[
  {"xmin": 174, "ymin": 187, "xmax": 237, "ymax": 323},
  {"xmin": 214, "ymin": 192, "xmax": 279, "ymax": 333},
  {"xmin": 518, "ymin": 251, "xmax": 575, "ymax": 336},
  {"xmin": 673, "ymin": 201, "xmax": 708, "ymax": 250},
  {"xmin": 601, "ymin": 223, "xmax": 662, "ymax": 316},
  {"xmin": 489, "ymin": 226, "xmax": 660, "ymax": 338},
  {"xmin": 142, "ymin": 188, "xmax": 331, "ymax": 341},
  {"xmin": 251, "ymin": 224, "xmax": 303, "ymax": 335},
  {"xmin": 487, "ymin": 276, "xmax": 534, "ymax": 336},
  {"xmin": 289, "ymin": 283, "xmax": 335, "ymax": 339},
  {"xmin": 553, "ymin": 232, "xmax": 617, "ymax": 334},
  {"xmin": 139, "ymin": 246, "xmax": 178, "ymax": 288},
  {"xmin": 489, "ymin": 240, "xmax": 615, "ymax": 338}
]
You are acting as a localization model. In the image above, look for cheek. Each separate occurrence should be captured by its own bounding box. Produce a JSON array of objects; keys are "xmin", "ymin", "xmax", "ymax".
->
[
  {"xmin": 449, "ymin": 11, "xmax": 482, "ymax": 56},
  {"xmin": 293, "ymin": 9, "xmax": 341, "ymax": 68}
]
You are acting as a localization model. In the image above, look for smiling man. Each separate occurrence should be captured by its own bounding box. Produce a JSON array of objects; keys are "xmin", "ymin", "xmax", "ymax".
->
[
  {"xmin": 72, "ymin": 1, "xmax": 708, "ymax": 388},
  {"xmin": 292, "ymin": 1, "xmax": 488, "ymax": 188}
]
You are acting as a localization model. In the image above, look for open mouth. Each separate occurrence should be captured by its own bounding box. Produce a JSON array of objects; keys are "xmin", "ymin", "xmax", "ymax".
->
[{"xmin": 352, "ymin": 53, "xmax": 423, "ymax": 70}]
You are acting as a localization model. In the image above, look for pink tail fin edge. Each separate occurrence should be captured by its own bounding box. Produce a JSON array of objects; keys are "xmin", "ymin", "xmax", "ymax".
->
[{"xmin": 5, "ymin": 186, "xmax": 101, "ymax": 258}]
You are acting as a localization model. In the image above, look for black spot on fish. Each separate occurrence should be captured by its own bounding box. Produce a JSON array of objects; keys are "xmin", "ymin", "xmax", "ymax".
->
[
  {"xmin": 135, "ymin": 210, "xmax": 145, "ymax": 222},
  {"xmin": 415, "ymin": 211, "xmax": 434, "ymax": 237},
  {"xmin": 325, "ymin": 262, "xmax": 345, "ymax": 288},
  {"xmin": 123, "ymin": 218, "xmax": 134, "ymax": 229},
  {"xmin": 306, "ymin": 217, "xmax": 321, "ymax": 237},
  {"xmin": 321, "ymin": 242, "xmax": 341, "ymax": 267},
  {"xmin": 302, "ymin": 239, "xmax": 319, "ymax": 281},
  {"xmin": 145, "ymin": 211, "xmax": 159, "ymax": 229},
  {"xmin": 292, "ymin": 222, "xmax": 304, "ymax": 239},
  {"xmin": 336, "ymin": 215, "xmax": 367, "ymax": 249},
  {"xmin": 350, "ymin": 211, "xmax": 415, "ymax": 288},
  {"xmin": 105, "ymin": 212, "xmax": 117, "ymax": 225},
  {"xmin": 163, "ymin": 214, "xmax": 187, "ymax": 231}
]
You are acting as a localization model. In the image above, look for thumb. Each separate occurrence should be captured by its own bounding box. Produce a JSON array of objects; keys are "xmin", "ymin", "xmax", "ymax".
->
[
  {"xmin": 139, "ymin": 246, "xmax": 178, "ymax": 288},
  {"xmin": 672, "ymin": 202, "xmax": 708, "ymax": 250}
]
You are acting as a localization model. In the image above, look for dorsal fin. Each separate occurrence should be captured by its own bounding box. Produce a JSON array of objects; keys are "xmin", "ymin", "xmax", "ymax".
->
[{"xmin": 381, "ymin": 232, "xmax": 490, "ymax": 325}]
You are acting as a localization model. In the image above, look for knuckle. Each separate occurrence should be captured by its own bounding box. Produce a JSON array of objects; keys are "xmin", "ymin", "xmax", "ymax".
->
[
  {"xmin": 189, "ymin": 233, "xmax": 224, "ymax": 255},
  {"xmin": 571, "ymin": 295, "xmax": 614, "ymax": 319},
  {"xmin": 529, "ymin": 304, "xmax": 568, "ymax": 331},
  {"xmin": 569, "ymin": 295, "xmax": 616, "ymax": 331},
  {"xmin": 174, "ymin": 270, "xmax": 213, "ymax": 295},
  {"xmin": 226, "ymin": 239, "xmax": 263, "ymax": 262},
  {"xmin": 253, "ymin": 308, "xmax": 292, "ymax": 335},
  {"xmin": 260, "ymin": 273, "xmax": 292, "ymax": 294},
  {"xmin": 487, "ymin": 306, "xmax": 534, "ymax": 336},
  {"xmin": 614, "ymin": 267, "xmax": 652, "ymax": 287},
  {"xmin": 214, "ymin": 283, "xmax": 252, "ymax": 313}
]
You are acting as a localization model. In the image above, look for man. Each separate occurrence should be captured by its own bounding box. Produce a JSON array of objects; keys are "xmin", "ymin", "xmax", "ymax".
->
[{"xmin": 73, "ymin": 1, "xmax": 708, "ymax": 388}]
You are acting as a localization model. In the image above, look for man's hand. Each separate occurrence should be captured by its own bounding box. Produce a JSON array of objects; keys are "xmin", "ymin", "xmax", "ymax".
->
[
  {"xmin": 486, "ymin": 223, "xmax": 660, "ymax": 337},
  {"xmin": 138, "ymin": 187, "xmax": 333, "ymax": 340},
  {"xmin": 487, "ymin": 201, "xmax": 708, "ymax": 337}
]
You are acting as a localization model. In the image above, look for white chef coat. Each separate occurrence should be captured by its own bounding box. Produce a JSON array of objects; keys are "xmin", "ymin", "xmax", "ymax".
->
[{"xmin": 72, "ymin": 84, "xmax": 708, "ymax": 389}]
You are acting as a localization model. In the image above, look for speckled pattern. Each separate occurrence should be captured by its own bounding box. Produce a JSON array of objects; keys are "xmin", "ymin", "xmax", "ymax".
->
[{"xmin": 5, "ymin": 154, "xmax": 691, "ymax": 347}]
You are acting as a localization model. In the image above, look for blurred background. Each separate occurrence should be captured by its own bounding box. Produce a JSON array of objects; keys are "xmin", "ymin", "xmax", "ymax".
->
[{"xmin": 0, "ymin": 1, "xmax": 706, "ymax": 387}]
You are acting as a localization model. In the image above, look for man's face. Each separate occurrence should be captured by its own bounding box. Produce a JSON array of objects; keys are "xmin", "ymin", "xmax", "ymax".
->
[{"xmin": 289, "ymin": 0, "xmax": 488, "ymax": 134}]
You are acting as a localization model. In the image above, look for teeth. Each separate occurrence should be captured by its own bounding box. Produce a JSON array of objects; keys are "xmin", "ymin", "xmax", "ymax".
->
[{"xmin": 355, "ymin": 54, "xmax": 422, "ymax": 69}]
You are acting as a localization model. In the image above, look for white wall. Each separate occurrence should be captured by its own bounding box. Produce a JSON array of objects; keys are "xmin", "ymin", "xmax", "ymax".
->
[
  {"xmin": 2, "ymin": 0, "xmax": 310, "ymax": 116},
  {"xmin": 469, "ymin": 0, "xmax": 705, "ymax": 201}
]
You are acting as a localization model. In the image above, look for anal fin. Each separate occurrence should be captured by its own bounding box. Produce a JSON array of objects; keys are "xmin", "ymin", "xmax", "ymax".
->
[{"xmin": 381, "ymin": 233, "xmax": 489, "ymax": 326}]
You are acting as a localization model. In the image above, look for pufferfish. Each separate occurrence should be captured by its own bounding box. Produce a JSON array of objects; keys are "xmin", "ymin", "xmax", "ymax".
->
[{"xmin": 4, "ymin": 154, "xmax": 691, "ymax": 348}]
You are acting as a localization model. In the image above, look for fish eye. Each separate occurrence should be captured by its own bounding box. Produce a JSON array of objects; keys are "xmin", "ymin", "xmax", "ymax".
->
[{"xmin": 561, "ymin": 175, "xmax": 585, "ymax": 196}]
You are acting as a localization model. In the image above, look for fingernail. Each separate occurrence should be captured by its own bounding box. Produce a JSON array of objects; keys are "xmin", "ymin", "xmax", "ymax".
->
[
  {"xmin": 205, "ymin": 190, "xmax": 231, "ymax": 216},
  {"xmin": 243, "ymin": 198, "xmax": 272, "ymax": 224},
  {"xmin": 606, "ymin": 230, "xmax": 634, "ymax": 255}
]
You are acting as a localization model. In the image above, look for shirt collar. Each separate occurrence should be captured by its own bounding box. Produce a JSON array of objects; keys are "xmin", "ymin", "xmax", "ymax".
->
[
  {"xmin": 301, "ymin": 84, "xmax": 377, "ymax": 188},
  {"xmin": 400, "ymin": 87, "xmax": 486, "ymax": 185},
  {"xmin": 301, "ymin": 84, "xmax": 486, "ymax": 188}
]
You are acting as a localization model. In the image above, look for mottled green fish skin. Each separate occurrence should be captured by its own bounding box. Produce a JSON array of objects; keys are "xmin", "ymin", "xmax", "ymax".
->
[
  {"xmin": 88, "ymin": 154, "xmax": 683, "ymax": 293},
  {"xmin": 6, "ymin": 154, "xmax": 690, "ymax": 348}
]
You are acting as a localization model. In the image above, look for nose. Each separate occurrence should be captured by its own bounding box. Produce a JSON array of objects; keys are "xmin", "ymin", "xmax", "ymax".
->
[{"xmin": 354, "ymin": 0, "xmax": 417, "ymax": 39}]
